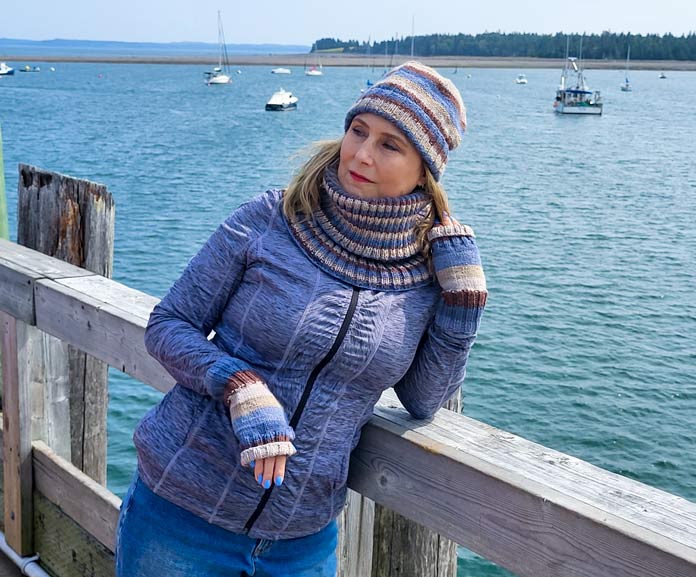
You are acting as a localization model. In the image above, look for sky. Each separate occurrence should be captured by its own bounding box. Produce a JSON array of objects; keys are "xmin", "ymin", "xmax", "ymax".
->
[{"xmin": 3, "ymin": 0, "xmax": 696, "ymax": 46}]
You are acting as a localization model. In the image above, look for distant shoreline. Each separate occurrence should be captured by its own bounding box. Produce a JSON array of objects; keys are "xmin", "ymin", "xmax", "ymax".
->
[{"xmin": 2, "ymin": 53, "xmax": 696, "ymax": 71}]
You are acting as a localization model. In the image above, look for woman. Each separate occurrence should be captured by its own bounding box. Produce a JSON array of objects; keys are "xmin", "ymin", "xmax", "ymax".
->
[{"xmin": 116, "ymin": 61, "xmax": 487, "ymax": 577}]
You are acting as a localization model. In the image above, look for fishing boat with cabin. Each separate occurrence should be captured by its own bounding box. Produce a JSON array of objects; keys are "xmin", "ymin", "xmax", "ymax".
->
[{"xmin": 553, "ymin": 56, "xmax": 603, "ymax": 115}]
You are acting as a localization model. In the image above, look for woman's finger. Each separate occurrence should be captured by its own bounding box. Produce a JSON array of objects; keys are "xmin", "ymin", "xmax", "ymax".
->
[
  {"xmin": 273, "ymin": 455, "xmax": 287, "ymax": 487},
  {"xmin": 440, "ymin": 210, "xmax": 452, "ymax": 226},
  {"xmin": 261, "ymin": 457, "xmax": 275, "ymax": 489}
]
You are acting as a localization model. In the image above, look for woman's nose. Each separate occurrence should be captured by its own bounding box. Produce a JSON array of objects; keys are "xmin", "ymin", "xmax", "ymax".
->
[{"xmin": 355, "ymin": 141, "xmax": 373, "ymax": 164}]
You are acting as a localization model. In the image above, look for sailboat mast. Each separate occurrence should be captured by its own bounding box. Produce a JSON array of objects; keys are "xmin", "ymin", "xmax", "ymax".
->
[
  {"xmin": 560, "ymin": 36, "xmax": 570, "ymax": 90},
  {"xmin": 410, "ymin": 15, "xmax": 415, "ymax": 57},
  {"xmin": 217, "ymin": 10, "xmax": 223, "ymax": 68},
  {"xmin": 626, "ymin": 45, "xmax": 630, "ymax": 73}
]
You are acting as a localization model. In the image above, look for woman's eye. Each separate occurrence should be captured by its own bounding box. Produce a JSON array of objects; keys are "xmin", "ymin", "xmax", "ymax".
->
[
  {"xmin": 352, "ymin": 127, "xmax": 366, "ymax": 137},
  {"xmin": 383, "ymin": 141, "xmax": 399, "ymax": 151}
]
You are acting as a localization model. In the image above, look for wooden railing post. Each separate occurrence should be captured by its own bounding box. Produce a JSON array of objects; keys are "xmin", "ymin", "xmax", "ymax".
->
[
  {"xmin": 371, "ymin": 393, "xmax": 459, "ymax": 577},
  {"xmin": 17, "ymin": 164, "xmax": 114, "ymax": 485},
  {"xmin": 1, "ymin": 311, "xmax": 33, "ymax": 555},
  {"xmin": 338, "ymin": 397, "xmax": 459, "ymax": 577},
  {"xmin": 0, "ymin": 123, "xmax": 9, "ymax": 408}
]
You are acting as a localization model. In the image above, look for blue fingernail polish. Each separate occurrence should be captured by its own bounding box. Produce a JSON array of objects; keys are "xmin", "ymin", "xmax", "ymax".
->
[
  {"xmin": 250, "ymin": 461, "xmax": 255, "ymax": 469},
  {"xmin": 263, "ymin": 479, "xmax": 271, "ymax": 489},
  {"xmin": 275, "ymin": 476, "xmax": 283, "ymax": 487},
  {"xmin": 257, "ymin": 474, "xmax": 263, "ymax": 484}
]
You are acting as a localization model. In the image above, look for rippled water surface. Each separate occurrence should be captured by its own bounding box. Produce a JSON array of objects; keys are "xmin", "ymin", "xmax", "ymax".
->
[{"xmin": 1, "ymin": 62, "xmax": 694, "ymax": 576}]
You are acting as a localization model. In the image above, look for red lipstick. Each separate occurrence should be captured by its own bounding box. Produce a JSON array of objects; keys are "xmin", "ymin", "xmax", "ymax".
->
[{"xmin": 349, "ymin": 170, "xmax": 373, "ymax": 183}]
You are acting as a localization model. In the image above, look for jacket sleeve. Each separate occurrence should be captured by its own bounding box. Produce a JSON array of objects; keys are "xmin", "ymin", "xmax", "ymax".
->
[
  {"xmin": 393, "ymin": 230, "xmax": 487, "ymax": 419},
  {"xmin": 144, "ymin": 190, "xmax": 279, "ymax": 403}
]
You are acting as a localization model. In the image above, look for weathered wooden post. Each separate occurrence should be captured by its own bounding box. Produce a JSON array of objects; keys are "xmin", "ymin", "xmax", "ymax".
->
[
  {"xmin": 16, "ymin": 164, "xmax": 114, "ymax": 485},
  {"xmin": 0, "ymin": 124, "xmax": 9, "ymax": 407},
  {"xmin": 2, "ymin": 310, "xmax": 34, "ymax": 554},
  {"xmin": 338, "ymin": 396, "xmax": 460, "ymax": 577},
  {"xmin": 0, "ymin": 124, "xmax": 8, "ymax": 241}
]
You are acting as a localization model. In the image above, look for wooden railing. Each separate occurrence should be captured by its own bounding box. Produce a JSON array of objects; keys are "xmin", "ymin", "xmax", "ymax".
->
[{"xmin": 1, "ymin": 236, "xmax": 696, "ymax": 577}]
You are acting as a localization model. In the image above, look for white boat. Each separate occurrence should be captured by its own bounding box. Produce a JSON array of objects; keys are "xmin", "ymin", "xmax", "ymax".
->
[
  {"xmin": 515, "ymin": 74, "xmax": 528, "ymax": 84},
  {"xmin": 271, "ymin": 67, "xmax": 291, "ymax": 75},
  {"xmin": 305, "ymin": 65, "xmax": 323, "ymax": 76},
  {"xmin": 0, "ymin": 62, "xmax": 14, "ymax": 76},
  {"xmin": 553, "ymin": 56, "xmax": 603, "ymax": 115},
  {"xmin": 265, "ymin": 88, "xmax": 298, "ymax": 111},
  {"xmin": 620, "ymin": 46, "xmax": 632, "ymax": 92},
  {"xmin": 305, "ymin": 55, "xmax": 323, "ymax": 76},
  {"xmin": 659, "ymin": 71, "xmax": 667, "ymax": 79},
  {"xmin": 204, "ymin": 11, "xmax": 231, "ymax": 85}
]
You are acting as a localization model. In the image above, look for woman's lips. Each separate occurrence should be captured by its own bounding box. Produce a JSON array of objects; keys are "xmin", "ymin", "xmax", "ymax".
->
[{"xmin": 349, "ymin": 170, "xmax": 373, "ymax": 183}]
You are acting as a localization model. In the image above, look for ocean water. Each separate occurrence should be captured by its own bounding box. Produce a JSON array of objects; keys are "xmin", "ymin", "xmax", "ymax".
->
[{"xmin": 1, "ymin": 62, "xmax": 694, "ymax": 576}]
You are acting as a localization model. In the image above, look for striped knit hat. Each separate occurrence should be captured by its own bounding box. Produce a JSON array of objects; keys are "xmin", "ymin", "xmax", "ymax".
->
[{"xmin": 344, "ymin": 61, "xmax": 466, "ymax": 181}]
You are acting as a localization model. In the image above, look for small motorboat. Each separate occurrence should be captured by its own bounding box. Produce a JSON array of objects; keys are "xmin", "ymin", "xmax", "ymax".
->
[
  {"xmin": 0, "ymin": 62, "xmax": 15, "ymax": 76},
  {"xmin": 271, "ymin": 67, "xmax": 291, "ymax": 74},
  {"xmin": 265, "ymin": 88, "xmax": 298, "ymax": 111},
  {"xmin": 515, "ymin": 74, "xmax": 528, "ymax": 84},
  {"xmin": 659, "ymin": 72, "xmax": 667, "ymax": 79}
]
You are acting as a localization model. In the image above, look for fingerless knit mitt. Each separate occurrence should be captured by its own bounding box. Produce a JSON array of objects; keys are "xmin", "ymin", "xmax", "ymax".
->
[
  {"xmin": 428, "ymin": 223, "xmax": 488, "ymax": 332},
  {"xmin": 206, "ymin": 359, "xmax": 296, "ymax": 467}
]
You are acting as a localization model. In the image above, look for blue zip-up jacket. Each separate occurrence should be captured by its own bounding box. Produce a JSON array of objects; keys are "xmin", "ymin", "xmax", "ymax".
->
[{"xmin": 136, "ymin": 188, "xmax": 485, "ymax": 539}]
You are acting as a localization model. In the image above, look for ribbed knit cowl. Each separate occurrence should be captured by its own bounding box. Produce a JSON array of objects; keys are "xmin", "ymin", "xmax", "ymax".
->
[{"xmin": 286, "ymin": 163, "xmax": 433, "ymax": 291}]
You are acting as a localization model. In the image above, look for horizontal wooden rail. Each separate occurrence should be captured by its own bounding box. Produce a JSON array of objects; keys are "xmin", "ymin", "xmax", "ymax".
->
[
  {"xmin": 2, "ymin": 237, "xmax": 696, "ymax": 577},
  {"xmin": 0, "ymin": 238, "xmax": 172, "ymax": 392},
  {"xmin": 32, "ymin": 441, "xmax": 120, "ymax": 552}
]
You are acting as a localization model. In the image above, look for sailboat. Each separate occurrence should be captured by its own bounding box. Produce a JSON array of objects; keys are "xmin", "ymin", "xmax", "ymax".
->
[
  {"xmin": 204, "ymin": 11, "xmax": 231, "ymax": 85},
  {"xmin": 620, "ymin": 46, "xmax": 632, "ymax": 92},
  {"xmin": 305, "ymin": 56, "xmax": 323, "ymax": 76}
]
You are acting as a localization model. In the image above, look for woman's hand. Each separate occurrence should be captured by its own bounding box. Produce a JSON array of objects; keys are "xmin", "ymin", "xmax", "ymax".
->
[
  {"xmin": 251, "ymin": 455, "xmax": 287, "ymax": 489},
  {"xmin": 439, "ymin": 210, "xmax": 458, "ymax": 228}
]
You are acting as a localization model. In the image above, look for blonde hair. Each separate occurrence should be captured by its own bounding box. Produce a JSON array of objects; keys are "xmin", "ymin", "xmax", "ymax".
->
[{"xmin": 283, "ymin": 139, "xmax": 451, "ymax": 261}]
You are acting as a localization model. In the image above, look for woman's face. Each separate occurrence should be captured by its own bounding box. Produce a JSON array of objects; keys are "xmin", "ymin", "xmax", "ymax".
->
[{"xmin": 338, "ymin": 113, "xmax": 425, "ymax": 199}]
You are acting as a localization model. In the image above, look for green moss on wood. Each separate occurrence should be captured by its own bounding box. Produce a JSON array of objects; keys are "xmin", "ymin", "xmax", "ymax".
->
[{"xmin": 34, "ymin": 492, "xmax": 114, "ymax": 577}]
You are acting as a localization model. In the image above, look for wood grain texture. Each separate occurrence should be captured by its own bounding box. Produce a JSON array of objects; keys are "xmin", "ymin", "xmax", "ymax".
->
[
  {"xmin": 337, "ymin": 489, "xmax": 375, "ymax": 577},
  {"xmin": 16, "ymin": 164, "xmax": 114, "ymax": 273},
  {"xmin": 348, "ymin": 389, "xmax": 696, "ymax": 577},
  {"xmin": 0, "ymin": 238, "xmax": 93, "ymax": 325},
  {"xmin": 32, "ymin": 441, "xmax": 120, "ymax": 552},
  {"xmin": 0, "ymin": 418, "xmax": 4, "ymax": 532},
  {"xmin": 33, "ymin": 277, "xmax": 173, "ymax": 393},
  {"xmin": 17, "ymin": 165, "xmax": 114, "ymax": 485},
  {"xmin": 0, "ymin": 263, "xmax": 35, "ymax": 326},
  {"xmin": 19, "ymin": 322, "xmax": 72, "ymax": 461},
  {"xmin": 0, "ymin": 238, "xmax": 94, "ymax": 282},
  {"xmin": 1, "ymin": 312, "xmax": 33, "ymax": 555},
  {"xmin": 34, "ymin": 491, "xmax": 114, "ymax": 577},
  {"xmin": 369, "ymin": 394, "xmax": 460, "ymax": 576}
]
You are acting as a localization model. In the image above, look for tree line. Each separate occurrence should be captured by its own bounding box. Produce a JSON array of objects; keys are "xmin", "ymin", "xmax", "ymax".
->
[{"xmin": 312, "ymin": 32, "xmax": 696, "ymax": 61}]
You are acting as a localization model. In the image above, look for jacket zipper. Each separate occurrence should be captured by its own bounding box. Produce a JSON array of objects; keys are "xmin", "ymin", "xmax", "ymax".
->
[{"xmin": 243, "ymin": 286, "xmax": 360, "ymax": 534}]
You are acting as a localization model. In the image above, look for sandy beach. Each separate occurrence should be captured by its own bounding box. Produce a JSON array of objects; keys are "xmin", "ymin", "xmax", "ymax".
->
[{"xmin": 2, "ymin": 52, "xmax": 695, "ymax": 70}]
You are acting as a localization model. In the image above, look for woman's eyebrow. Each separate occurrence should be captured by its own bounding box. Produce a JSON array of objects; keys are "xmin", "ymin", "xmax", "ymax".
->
[{"xmin": 354, "ymin": 119, "xmax": 409, "ymax": 146}]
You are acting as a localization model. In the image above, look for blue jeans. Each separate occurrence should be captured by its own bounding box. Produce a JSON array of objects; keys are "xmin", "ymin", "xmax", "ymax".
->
[{"xmin": 115, "ymin": 473, "xmax": 338, "ymax": 577}]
